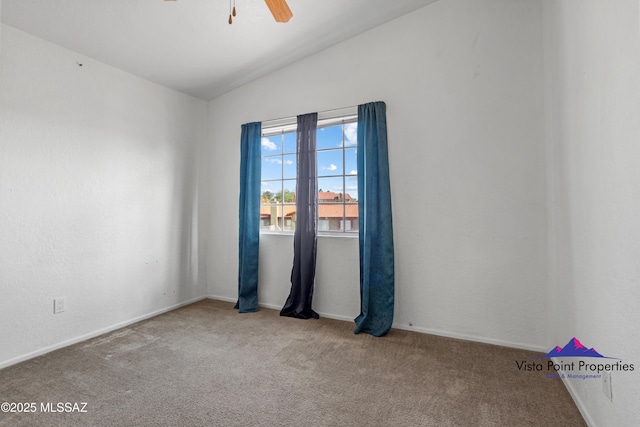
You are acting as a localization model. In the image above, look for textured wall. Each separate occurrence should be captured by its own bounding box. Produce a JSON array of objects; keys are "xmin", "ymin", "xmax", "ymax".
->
[
  {"xmin": 0, "ymin": 25, "xmax": 208, "ymax": 367},
  {"xmin": 544, "ymin": 0, "xmax": 640, "ymax": 425},
  {"xmin": 206, "ymin": 0, "xmax": 548, "ymax": 350}
]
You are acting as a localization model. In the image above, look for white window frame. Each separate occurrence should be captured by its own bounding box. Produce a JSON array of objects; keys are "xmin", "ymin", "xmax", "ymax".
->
[{"xmin": 260, "ymin": 107, "xmax": 358, "ymax": 237}]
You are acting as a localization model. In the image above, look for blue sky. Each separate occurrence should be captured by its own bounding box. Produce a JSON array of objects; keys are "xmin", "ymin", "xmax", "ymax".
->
[{"xmin": 261, "ymin": 123, "xmax": 358, "ymax": 199}]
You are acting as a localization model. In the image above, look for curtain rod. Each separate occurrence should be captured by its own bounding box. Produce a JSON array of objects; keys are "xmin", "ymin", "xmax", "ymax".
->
[{"xmin": 261, "ymin": 105, "xmax": 358, "ymax": 129}]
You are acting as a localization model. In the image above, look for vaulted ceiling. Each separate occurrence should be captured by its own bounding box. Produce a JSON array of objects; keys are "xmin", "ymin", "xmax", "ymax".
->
[{"xmin": 1, "ymin": 0, "xmax": 439, "ymax": 100}]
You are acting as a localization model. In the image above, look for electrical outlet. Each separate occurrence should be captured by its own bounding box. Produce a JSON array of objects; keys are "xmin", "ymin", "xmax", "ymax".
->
[
  {"xmin": 54, "ymin": 297, "xmax": 65, "ymax": 314},
  {"xmin": 602, "ymin": 371, "xmax": 612, "ymax": 401}
]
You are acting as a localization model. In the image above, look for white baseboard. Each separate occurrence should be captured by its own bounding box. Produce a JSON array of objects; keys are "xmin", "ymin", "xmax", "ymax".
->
[
  {"xmin": 207, "ymin": 294, "xmax": 356, "ymax": 323},
  {"xmin": 0, "ymin": 296, "xmax": 208, "ymax": 370},
  {"xmin": 208, "ymin": 294, "xmax": 237, "ymax": 304},
  {"xmin": 391, "ymin": 322, "xmax": 547, "ymax": 352},
  {"xmin": 206, "ymin": 295, "xmax": 546, "ymax": 352}
]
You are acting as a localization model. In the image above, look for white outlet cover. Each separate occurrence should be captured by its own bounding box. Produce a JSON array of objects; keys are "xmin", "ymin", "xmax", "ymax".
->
[
  {"xmin": 602, "ymin": 372, "xmax": 612, "ymax": 401},
  {"xmin": 54, "ymin": 297, "xmax": 65, "ymax": 314}
]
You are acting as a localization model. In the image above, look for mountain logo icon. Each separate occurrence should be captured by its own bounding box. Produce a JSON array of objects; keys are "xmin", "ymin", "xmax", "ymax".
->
[{"xmin": 538, "ymin": 337, "xmax": 616, "ymax": 359}]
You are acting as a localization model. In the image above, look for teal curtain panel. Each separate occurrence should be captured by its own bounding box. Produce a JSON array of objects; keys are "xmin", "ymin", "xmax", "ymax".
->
[
  {"xmin": 354, "ymin": 102, "xmax": 395, "ymax": 336},
  {"xmin": 235, "ymin": 122, "xmax": 262, "ymax": 313}
]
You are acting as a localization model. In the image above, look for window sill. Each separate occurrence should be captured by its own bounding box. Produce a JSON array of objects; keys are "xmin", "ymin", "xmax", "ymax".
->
[
  {"xmin": 319, "ymin": 232, "xmax": 358, "ymax": 239},
  {"xmin": 260, "ymin": 231, "xmax": 294, "ymax": 236},
  {"xmin": 260, "ymin": 231, "xmax": 358, "ymax": 239}
]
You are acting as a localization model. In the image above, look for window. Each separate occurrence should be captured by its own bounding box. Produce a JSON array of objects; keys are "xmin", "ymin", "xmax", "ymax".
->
[
  {"xmin": 260, "ymin": 113, "xmax": 358, "ymax": 234},
  {"xmin": 260, "ymin": 131, "xmax": 297, "ymax": 232}
]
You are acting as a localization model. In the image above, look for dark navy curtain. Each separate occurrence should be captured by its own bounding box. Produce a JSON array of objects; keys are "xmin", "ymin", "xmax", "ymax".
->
[
  {"xmin": 235, "ymin": 122, "xmax": 261, "ymax": 313},
  {"xmin": 354, "ymin": 102, "xmax": 395, "ymax": 336},
  {"xmin": 281, "ymin": 113, "xmax": 319, "ymax": 319}
]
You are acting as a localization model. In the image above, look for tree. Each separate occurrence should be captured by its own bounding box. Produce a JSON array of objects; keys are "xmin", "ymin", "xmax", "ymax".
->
[
  {"xmin": 274, "ymin": 189, "xmax": 295, "ymax": 203},
  {"xmin": 261, "ymin": 191, "xmax": 274, "ymax": 203}
]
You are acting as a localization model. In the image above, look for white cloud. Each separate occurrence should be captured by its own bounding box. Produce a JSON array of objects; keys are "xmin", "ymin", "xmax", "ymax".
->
[
  {"xmin": 264, "ymin": 158, "xmax": 293, "ymax": 165},
  {"xmin": 323, "ymin": 164, "xmax": 337, "ymax": 171},
  {"xmin": 344, "ymin": 123, "xmax": 357, "ymax": 146},
  {"xmin": 261, "ymin": 137, "xmax": 277, "ymax": 151},
  {"xmin": 349, "ymin": 170, "xmax": 357, "ymax": 175}
]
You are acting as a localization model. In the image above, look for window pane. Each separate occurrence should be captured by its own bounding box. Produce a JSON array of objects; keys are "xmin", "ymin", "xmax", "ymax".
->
[
  {"xmin": 345, "ymin": 147, "xmax": 357, "ymax": 176},
  {"xmin": 318, "ymin": 203, "xmax": 344, "ymax": 232},
  {"xmin": 318, "ymin": 219, "xmax": 330, "ymax": 232},
  {"xmin": 345, "ymin": 186, "xmax": 359, "ymax": 233},
  {"xmin": 318, "ymin": 177, "xmax": 343, "ymax": 200},
  {"xmin": 262, "ymin": 156, "xmax": 283, "ymax": 180},
  {"xmin": 317, "ymin": 150, "xmax": 343, "ymax": 177},
  {"xmin": 260, "ymin": 204, "xmax": 278, "ymax": 231},
  {"xmin": 343, "ymin": 122, "xmax": 358, "ymax": 147},
  {"xmin": 261, "ymin": 135, "xmax": 281, "ymax": 156},
  {"xmin": 283, "ymin": 180, "xmax": 297, "ymax": 231},
  {"xmin": 273, "ymin": 179, "xmax": 296, "ymax": 203},
  {"xmin": 283, "ymin": 154, "xmax": 296, "ymax": 179},
  {"xmin": 317, "ymin": 125, "xmax": 342, "ymax": 150},
  {"xmin": 261, "ymin": 181, "xmax": 280, "ymax": 203},
  {"xmin": 283, "ymin": 132, "xmax": 296, "ymax": 154},
  {"xmin": 345, "ymin": 176, "xmax": 358, "ymax": 202}
]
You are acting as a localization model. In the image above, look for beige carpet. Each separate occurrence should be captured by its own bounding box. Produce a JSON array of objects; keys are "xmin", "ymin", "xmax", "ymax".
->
[{"xmin": 0, "ymin": 299, "xmax": 585, "ymax": 426}]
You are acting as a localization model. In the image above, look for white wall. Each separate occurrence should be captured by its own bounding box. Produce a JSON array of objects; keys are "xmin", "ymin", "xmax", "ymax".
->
[
  {"xmin": 544, "ymin": 1, "xmax": 640, "ymax": 425},
  {"xmin": 206, "ymin": 0, "xmax": 547, "ymax": 350},
  {"xmin": 4, "ymin": 0, "xmax": 638, "ymax": 423},
  {"xmin": 0, "ymin": 25, "xmax": 208, "ymax": 368}
]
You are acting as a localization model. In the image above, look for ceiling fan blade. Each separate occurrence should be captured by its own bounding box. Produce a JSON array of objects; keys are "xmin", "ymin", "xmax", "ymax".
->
[{"xmin": 264, "ymin": 0, "xmax": 293, "ymax": 23}]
